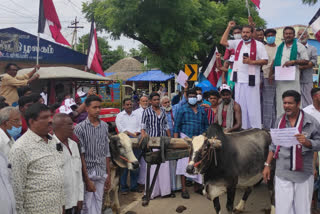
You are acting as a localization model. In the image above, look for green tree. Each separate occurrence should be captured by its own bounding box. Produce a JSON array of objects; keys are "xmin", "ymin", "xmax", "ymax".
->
[
  {"xmin": 302, "ymin": 0, "xmax": 318, "ymax": 4},
  {"xmin": 82, "ymin": 0, "xmax": 266, "ymax": 73},
  {"xmin": 77, "ymin": 34, "xmax": 127, "ymax": 70}
]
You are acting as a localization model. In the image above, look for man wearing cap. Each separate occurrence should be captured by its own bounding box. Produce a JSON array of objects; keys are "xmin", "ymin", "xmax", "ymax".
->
[
  {"xmin": 215, "ymin": 84, "xmax": 242, "ymax": 133},
  {"xmin": 262, "ymin": 28, "xmax": 278, "ymax": 129},
  {"xmin": 220, "ymin": 21, "xmax": 268, "ymax": 129}
]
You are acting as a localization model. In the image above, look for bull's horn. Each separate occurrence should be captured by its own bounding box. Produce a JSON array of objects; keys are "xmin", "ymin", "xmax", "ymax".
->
[
  {"xmin": 213, "ymin": 139, "xmax": 222, "ymax": 148},
  {"xmin": 202, "ymin": 132, "xmax": 207, "ymax": 136}
]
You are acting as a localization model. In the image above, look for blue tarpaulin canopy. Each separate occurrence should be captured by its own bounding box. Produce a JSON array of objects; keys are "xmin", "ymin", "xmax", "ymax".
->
[{"xmin": 127, "ymin": 70, "xmax": 174, "ymax": 82}]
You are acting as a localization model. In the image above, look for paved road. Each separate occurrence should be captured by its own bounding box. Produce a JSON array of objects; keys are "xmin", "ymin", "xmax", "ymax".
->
[{"xmin": 119, "ymin": 183, "xmax": 272, "ymax": 214}]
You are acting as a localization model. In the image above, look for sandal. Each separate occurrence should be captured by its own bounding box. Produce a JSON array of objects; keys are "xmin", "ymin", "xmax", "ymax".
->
[{"xmin": 181, "ymin": 191, "xmax": 190, "ymax": 199}]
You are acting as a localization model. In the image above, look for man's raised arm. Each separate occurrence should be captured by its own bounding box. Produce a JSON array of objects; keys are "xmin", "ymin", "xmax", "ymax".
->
[{"xmin": 220, "ymin": 21, "xmax": 236, "ymax": 47}]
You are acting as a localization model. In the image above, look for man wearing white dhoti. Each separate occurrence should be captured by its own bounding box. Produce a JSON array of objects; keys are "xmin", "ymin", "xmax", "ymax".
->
[
  {"xmin": 174, "ymin": 88, "xmax": 209, "ymax": 199},
  {"xmin": 270, "ymin": 26, "xmax": 309, "ymax": 117},
  {"xmin": 141, "ymin": 93, "xmax": 172, "ymax": 199},
  {"xmin": 220, "ymin": 21, "xmax": 268, "ymax": 129},
  {"xmin": 263, "ymin": 90, "xmax": 320, "ymax": 214}
]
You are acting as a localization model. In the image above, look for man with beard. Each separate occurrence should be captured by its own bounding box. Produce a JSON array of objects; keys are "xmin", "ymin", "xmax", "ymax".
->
[
  {"xmin": 174, "ymin": 88, "xmax": 209, "ymax": 199},
  {"xmin": 220, "ymin": 21, "xmax": 268, "ymax": 129},
  {"xmin": 270, "ymin": 27, "xmax": 309, "ymax": 117},
  {"xmin": 297, "ymin": 29, "xmax": 318, "ymax": 108},
  {"xmin": 263, "ymin": 90, "xmax": 320, "ymax": 214},
  {"xmin": 256, "ymin": 28, "xmax": 266, "ymax": 44},
  {"xmin": 215, "ymin": 84, "xmax": 242, "ymax": 133}
]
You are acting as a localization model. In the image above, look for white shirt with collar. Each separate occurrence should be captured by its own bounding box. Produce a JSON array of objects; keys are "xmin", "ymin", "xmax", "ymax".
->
[
  {"xmin": 0, "ymin": 128, "xmax": 14, "ymax": 158},
  {"xmin": 116, "ymin": 110, "xmax": 141, "ymax": 133},
  {"xmin": 303, "ymin": 104, "xmax": 320, "ymax": 123},
  {"xmin": 134, "ymin": 107, "xmax": 146, "ymax": 131},
  {"xmin": 53, "ymin": 135, "xmax": 84, "ymax": 210}
]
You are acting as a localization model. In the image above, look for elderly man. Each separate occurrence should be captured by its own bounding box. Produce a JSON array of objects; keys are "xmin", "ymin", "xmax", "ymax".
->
[
  {"xmin": 74, "ymin": 96, "xmax": 111, "ymax": 214},
  {"xmin": 53, "ymin": 113, "xmax": 84, "ymax": 214},
  {"xmin": 262, "ymin": 28, "xmax": 278, "ymax": 129},
  {"xmin": 297, "ymin": 29, "xmax": 318, "ymax": 108},
  {"xmin": 0, "ymin": 63, "xmax": 39, "ymax": 106},
  {"xmin": 263, "ymin": 90, "xmax": 320, "ymax": 214},
  {"xmin": 220, "ymin": 21, "xmax": 268, "ymax": 129},
  {"xmin": 9, "ymin": 103, "xmax": 65, "ymax": 214},
  {"xmin": 174, "ymin": 88, "xmax": 209, "ymax": 199},
  {"xmin": 141, "ymin": 92, "xmax": 172, "ymax": 199},
  {"xmin": 134, "ymin": 95, "xmax": 149, "ymax": 186},
  {"xmin": 115, "ymin": 98, "xmax": 141, "ymax": 194},
  {"xmin": 270, "ymin": 27, "xmax": 309, "ymax": 117},
  {"xmin": 0, "ymin": 107, "xmax": 21, "ymax": 156},
  {"xmin": 215, "ymin": 84, "xmax": 242, "ymax": 132}
]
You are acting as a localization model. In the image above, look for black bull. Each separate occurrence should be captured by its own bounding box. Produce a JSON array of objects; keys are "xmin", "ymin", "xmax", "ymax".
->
[{"xmin": 186, "ymin": 124, "xmax": 275, "ymax": 213}]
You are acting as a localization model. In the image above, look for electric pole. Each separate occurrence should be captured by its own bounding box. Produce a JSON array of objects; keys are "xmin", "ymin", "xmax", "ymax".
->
[{"xmin": 68, "ymin": 17, "xmax": 84, "ymax": 50}]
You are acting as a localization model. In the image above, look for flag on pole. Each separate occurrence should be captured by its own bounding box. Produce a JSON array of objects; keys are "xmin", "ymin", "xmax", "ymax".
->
[
  {"xmin": 201, "ymin": 47, "xmax": 221, "ymax": 87},
  {"xmin": 38, "ymin": 0, "xmax": 70, "ymax": 46},
  {"xmin": 250, "ymin": 0, "xmax": 260, "ymax": 9},
  {"xmin": 87, "ymin": 19, "xmax": 105, "ymax": 76},
  {"xmin": 309, "ymin": 8, "xmax": 320, "ymax": 42}
]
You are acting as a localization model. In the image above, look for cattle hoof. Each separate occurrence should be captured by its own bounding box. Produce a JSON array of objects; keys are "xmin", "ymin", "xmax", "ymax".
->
[{"xmin": 234, "ymin": 199, "xmax": 245, "ymax": 212}]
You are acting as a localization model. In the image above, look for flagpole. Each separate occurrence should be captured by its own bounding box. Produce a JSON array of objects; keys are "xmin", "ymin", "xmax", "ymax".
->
[
  {"xmin": 36, "ymin": 33, "xmax": 40, "ymax": 66},
  {"xmin": 245, "ymin": 0, "xmax": 251, "ymax": 17}
]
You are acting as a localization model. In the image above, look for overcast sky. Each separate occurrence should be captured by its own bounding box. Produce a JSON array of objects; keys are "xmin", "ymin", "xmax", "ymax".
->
[{"xmin": 0, "ymin": 0, "xmax": 318, "ymax": 51}]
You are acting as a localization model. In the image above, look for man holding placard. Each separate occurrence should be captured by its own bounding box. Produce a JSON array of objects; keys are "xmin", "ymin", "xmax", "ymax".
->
[
  {"xmin": 271, "ymin": 27, "xmax": 309, "ymax": 117},
  {"xmin": 263, "ymin": 90, "xmax": 320, "ymax": 214}
]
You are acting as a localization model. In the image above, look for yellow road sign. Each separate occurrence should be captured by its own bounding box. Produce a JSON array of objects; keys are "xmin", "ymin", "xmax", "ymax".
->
[{"xmin": 184, "ymin": 64, "xmax": 198, "ymax": 81}]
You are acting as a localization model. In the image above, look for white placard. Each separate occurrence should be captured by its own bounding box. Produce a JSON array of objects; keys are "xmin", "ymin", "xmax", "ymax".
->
[
  {"xmin": 177, "ymin": 70, "xmax": 188, "ymax": 87},
  {"xmin": 275, "ymin": 66, "xmax": 295, "ymax": 81},
  {"xmin": 270, "ymin": 128, "xmax": 300, "ymax": 147}
]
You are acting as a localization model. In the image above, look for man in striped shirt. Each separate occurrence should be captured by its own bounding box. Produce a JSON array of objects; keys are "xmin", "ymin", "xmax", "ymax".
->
[
  {"xmin": 74, "ymin": 95, "xmax": 111, "ymax": 214},
  {"xmin": 141, "ymin": 92, "xmax": 172, "ymax": 199}
]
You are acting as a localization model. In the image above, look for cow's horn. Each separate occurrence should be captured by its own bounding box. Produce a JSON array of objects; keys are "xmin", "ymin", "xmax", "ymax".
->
[
  {"xmin": 184, "ymin": 137, "xmax": 192, "ymax": 144},
  {"xmin": 213, "ymin": 139, "xmax": 222, "ymax": 148},
  {"xmin": 202, "ymin": 132, "xmax": 207, "ymax": 136}
]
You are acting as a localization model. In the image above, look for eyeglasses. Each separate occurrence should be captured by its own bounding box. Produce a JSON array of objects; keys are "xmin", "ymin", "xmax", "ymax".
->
[{"xmin": 9, "ymin": 119, "xmax": 21, "ymax": 125}]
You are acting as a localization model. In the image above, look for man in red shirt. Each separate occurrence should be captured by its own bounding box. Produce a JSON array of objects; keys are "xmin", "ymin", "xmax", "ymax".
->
[{"xmin": 18, "ymin": 96, "xmax": 33, "ymax": 136}]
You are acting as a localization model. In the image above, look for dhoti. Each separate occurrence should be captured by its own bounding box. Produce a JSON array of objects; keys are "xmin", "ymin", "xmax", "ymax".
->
[
  {"xmin": 275, "ymin": 175, "xmax": 313, "ymax": 214},
  {"xmin": 82, "ymin": 173, "xmax": 107, "ymax": 214},
  {"xmin": 138, "ymin": 157, "xmax": 147, "ymax": 185},
  {"xmin": 176, "ymin": 133, "xmax": 202, "ymax": 184},
  {"xmin": 234, "ymin": 82, "xmax": 261, "ymax": 129},
  {"xmin": 300, "ymin": 82, "xmax": 313, "ymax": 108},
  {"xmin": 262, "ymin": 78, "xmax": 276, "ymax": 129},
  {"xmin": 148, "ymin": 159, "xmax": 171, "ymax": 199}
]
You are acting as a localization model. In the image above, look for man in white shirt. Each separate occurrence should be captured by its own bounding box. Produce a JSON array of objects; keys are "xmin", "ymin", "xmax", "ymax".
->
[
  {"xmin": 0, "ymin": 151, "xmax": 16, "ymax": 214},
  {"xmin": 220, "ymin": 21, "xmax": 268, "ymax": 129},
  {"xmin": 0, "ymin": 107, "xmax": 21, "ymax": 157},
  {"xmin": 116, "ymin": 98, "xmax": 142, "ymax": 194},
  {"xmin": 53, "ymin": 113, "xmax": 84, "ymax": 214},
  {"xmin": 40, "ymin": 86, "xmax": 48, "ymax": 105},
  {"xmin": 304, "ymin": 88, "xmax": 320, "ymax": 123},
  {"xmin": 133, "ymin": 95, "xmax": 149, "ymax": 186}
]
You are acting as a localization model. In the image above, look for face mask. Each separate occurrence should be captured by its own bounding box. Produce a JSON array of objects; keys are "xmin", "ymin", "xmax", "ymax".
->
[
  {"xmin": 7, "ymin": 126, "xmax": 22, "ymax": 139},
  {"xmin": 266, "ymin": 36, "xmax": 276, "ymax": 44},
  {"xmin": 233, "ymin": 34, "xmax": 242, "ymax": 40},
  {"xmin": 197, "ymin": 94, "xmax": 202, "ymax": 102},
  {"xmin": 80, "ymin": 96, "xmax": 87, "ymax": 104},
  {"xmin": 242, "ymin": 38, "xmax": 251, "ymax": 42},
  {"xmin": 188, "ymin": 97, "xmax": 197, "ymax": 106},
  {"xmin": 165, "ymin": 106, "xmax": 172, "ymax": 112}
]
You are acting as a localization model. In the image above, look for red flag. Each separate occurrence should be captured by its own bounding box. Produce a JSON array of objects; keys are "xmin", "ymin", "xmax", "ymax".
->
[
  {"xmin": 87, "ymin": 20, "xmax": 105, "ymax": 76},
  {"xmin": 38, "ymin": 0, "xmax": 70, "ymax": 46},
  {"xmin": 250, "ymin": 0, "xmax": 260, "ymax": 9},
  {"xmin": 309, "ymin": 9, "xmax": 320, "ymax": 42},
  {"xmin": 202, "ymin": 48, "xmax": 221, "ymax": 87}
]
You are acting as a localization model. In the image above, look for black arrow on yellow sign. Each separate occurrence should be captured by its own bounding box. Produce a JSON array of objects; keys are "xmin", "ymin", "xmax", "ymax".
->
[{"xmin": 185, "ymin": 64, "xmax": 198, "ymax": 81}]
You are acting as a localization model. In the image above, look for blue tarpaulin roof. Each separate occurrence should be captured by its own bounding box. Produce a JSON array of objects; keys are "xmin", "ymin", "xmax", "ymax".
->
[
  {"xmin": 127, "ymin": 70, "xmax": 174, "ymax": 82},
  {"xmin": 308, "ymin": 39, "xmax": 320, "ymax": 55}
]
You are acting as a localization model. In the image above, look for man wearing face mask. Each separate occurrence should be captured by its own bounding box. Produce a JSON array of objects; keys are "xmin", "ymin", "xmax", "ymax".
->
[
  {"xmin": 221, "ymin": 21, "xmax": 268, "ymax": 129},
  {"xmin": 297, "ymin": 29, "xmax": 318, "ymax": 108},
  {"xmin": 195, "ymin": 87, "xmax": 203, "ymax": 104},
  {"xmin": 262, "ymin": 28, "xmax": 278, "ymax": 129},
  {"xmin": 174, "ymin": 88, "xmax": 209, "ymax": 199},
  {"xmin": 0, "ymin": 107, "xmax": 21, "ymax": 157}
]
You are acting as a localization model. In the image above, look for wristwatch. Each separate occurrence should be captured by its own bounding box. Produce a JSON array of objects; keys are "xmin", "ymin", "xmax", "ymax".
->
[{"xmin": 264, "ymin": 162, "xmax": 271, "ymax": 167}]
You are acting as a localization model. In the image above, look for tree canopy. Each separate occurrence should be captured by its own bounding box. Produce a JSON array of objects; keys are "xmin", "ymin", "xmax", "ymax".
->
[{"xmin": 82, "ymin": 0, "xmax": 266, "ymax": 73}]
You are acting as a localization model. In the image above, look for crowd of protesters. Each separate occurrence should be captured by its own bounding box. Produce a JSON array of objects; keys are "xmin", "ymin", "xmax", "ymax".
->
[{"xmin": 0, "ymin": 16, "xmax": 320, "ymax": 214}]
